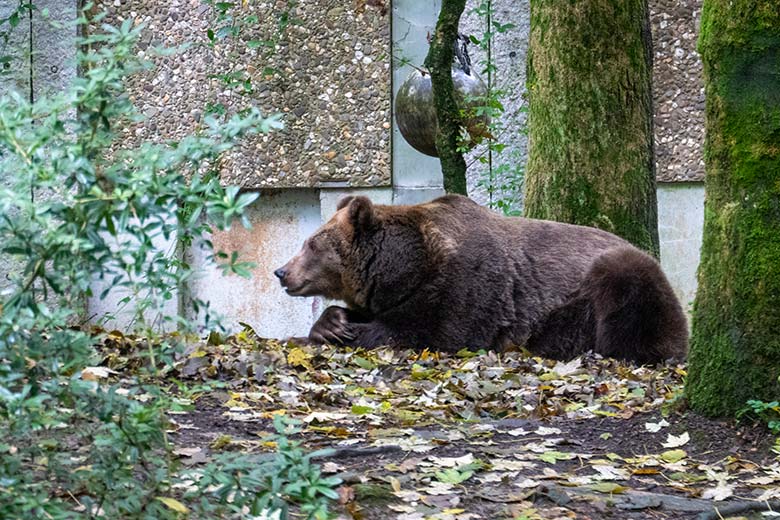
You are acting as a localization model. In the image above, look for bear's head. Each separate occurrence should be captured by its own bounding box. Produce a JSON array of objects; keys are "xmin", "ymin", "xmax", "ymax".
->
[
  {"xmin": 274, "ymin": 196, "xmax": 380, "ymax": 307},
  {"xmin": 274, "ymin": 195, "xmax": 433, "ymax": 312}
]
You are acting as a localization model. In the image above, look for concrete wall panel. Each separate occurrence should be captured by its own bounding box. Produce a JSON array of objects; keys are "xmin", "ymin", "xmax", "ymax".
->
[
  {"xmin": 0, "ymin": 0, "xmax": 31, "ymax": 297},
  {"xmin": 651, "ymin": 0, "xmax": 705, "ymax": 182},
  {"xmin": 185, "ymin": 190, "xmax": 323, "ymax": 337},
  {"xmin": 0, "ymin": 1, "xmax": 30, "ymax": 96},
  {"xmin": 32, "ymin": 0, "xmax": 77, "ymax": 99},
  {"xmin": 88, "ymin": 216, "xmax": 181, "ymax": 332},
  {"xmin": 460, "ymin": 0, "xmax": 530, "ymax": 212},
  {"xmin": 481, "ymin": 0, "xmax": 529, "ymax": 213},
  {"xmin": 658, "ymin": 183, "xmax": 704, "ymax": 314}
]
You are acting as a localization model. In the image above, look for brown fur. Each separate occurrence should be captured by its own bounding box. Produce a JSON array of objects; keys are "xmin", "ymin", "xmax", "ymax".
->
[{"xmin": 275, "ymin": 194, "xmax": 688, "ymax": 364}]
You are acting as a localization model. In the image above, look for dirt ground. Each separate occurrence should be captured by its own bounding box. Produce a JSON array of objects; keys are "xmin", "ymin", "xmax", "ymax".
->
[{"xmin": 170, "ymin": 396, "xmax": 775, "ymax": 519}]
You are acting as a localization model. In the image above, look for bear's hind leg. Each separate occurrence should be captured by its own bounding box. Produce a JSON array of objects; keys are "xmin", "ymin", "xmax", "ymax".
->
[
  {"xmin": 583, "ymin": 247, "xmax": 688, "ymax": 364},
  {"xmin": 526, "ymin": 296, "xmax": 596, "ymax": 360}
]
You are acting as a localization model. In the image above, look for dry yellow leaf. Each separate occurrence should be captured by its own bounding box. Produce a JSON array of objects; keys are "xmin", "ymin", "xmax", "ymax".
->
[
  {"xmin": 287, "ymin": 347, "xmax": 312, "ymax": 368},
  {"xmin": 156, "ymin": 497, "xmax": 189, "ymax": 513}
]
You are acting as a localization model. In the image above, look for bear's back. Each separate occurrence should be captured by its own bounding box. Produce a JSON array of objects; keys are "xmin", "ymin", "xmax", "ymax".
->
[
  {"xmin": 414, "ymin": 195, "xmax": 645, "ymax": 330},
  {"xmin": 418, "ymin": 194, "xmax": 634, "ymax": 270}
]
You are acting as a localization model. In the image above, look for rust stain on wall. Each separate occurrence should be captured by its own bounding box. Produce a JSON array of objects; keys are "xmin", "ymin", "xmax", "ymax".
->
[
  {"xmin": 210, "ymin": 219, "xmax": 283, "ymax": 317},
  {"xmin": 201, "ymin": 191, "xmax": 321, "ymax": 332}
]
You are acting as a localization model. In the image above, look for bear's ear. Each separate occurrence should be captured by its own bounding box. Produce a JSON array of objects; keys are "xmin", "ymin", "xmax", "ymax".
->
[
  {"xmin": 345, "ymin": 196, "xmax": 377, "ymax": 232},
  {"xmin": 336, "ymin": 195, "xmax": 356, "ymax": 211}
]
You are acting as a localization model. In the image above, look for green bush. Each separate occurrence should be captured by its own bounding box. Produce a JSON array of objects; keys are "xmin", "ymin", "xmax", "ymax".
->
[
  {"xmin": 189, "ymin": 416, "xmax": 342, "ymax": 519},
  {"xmin": 740, "ymin": 399, "xmax": 780, "ymax": 435},
  {"xmin": 0, "ymin": 8, "xmax": 339, "ymax": 519}
]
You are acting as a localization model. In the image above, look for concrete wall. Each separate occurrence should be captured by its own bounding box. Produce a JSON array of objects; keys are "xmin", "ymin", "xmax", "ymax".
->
[
  {"xmin": 0, "ymin": 0, "xmax": 79, "ymax": 297},
  {"xmin": 185, "ymin": 191, "xmax": 324, "ymax": 337},
  {"xmin": 88, "ymin": 214, "xmax": 180, "ymax": 331},
  {"xmin": 391, "ymin": 0, "xmax": 447, "ymax": 205},
  {"xmin": 651, "ymin": 0, "xmax": 705, "ymax": 182},
  {"xmin": 658, "ymin": 183, "xmax": 705, "ymax": 314},
  {"xmin": 459, "ymin": 0, "xmax": 530, "ymax": 211}
]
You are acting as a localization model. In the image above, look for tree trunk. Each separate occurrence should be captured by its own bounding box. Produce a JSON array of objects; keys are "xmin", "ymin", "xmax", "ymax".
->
[
  {"xmin": 684, "ymin": 0, "xmax": 780, "ymax": 416},
  {"xmin": 524, "ymin": 0, "xmax": 659, "ymax": 256},
  {"xmin": 424, "ymin": 0, "xmax": 468, "ymax": 195}
]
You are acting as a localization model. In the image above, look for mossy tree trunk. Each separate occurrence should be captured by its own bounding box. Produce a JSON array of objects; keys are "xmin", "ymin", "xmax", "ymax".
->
[
  {"xmin": 424, "ymin": 0, "xmax": 468, "ymax": 195},
  {"xmin": 524, "ymin": 0, "xmax": 659, "ymax": 256},
  {"xmin": 685, "ymin": 0, "xmax": 780, "ymax": 417}
]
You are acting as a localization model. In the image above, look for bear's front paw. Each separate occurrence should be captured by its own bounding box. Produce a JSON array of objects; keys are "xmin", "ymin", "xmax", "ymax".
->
[{"xmin": 308, "ymin": 306, "xmax": 357, "ymax": 345}]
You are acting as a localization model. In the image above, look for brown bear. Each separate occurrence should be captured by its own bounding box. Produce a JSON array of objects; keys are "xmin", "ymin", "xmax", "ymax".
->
[{"xmin": 274, "ymin": 194, "xmax": 688, "ymax": 364}]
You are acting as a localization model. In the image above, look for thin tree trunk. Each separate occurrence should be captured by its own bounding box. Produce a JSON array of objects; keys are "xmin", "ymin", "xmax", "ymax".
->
[
  {"xmin": 424, "ymin": 0, "xmax": 468, "ymax": 195},
  {"xmin": 524, "ymin": 0, "xmax": 659, "ymax": 256},
  {"xmin": 685, "ymin": 0, "xmax": 780, "ymax": 416}
]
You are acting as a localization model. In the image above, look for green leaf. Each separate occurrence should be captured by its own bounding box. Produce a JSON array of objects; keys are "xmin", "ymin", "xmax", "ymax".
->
[
  {"xmin": 351, "ymin": 405, "xmax": 373, "ymax": 415},
  {"xmin": 352, "ymin": 356, "xmax": 376, "ymax": 370},
  {"xmin": 589, "ymin": 482, "xmax": 627, "ymax": 494},
  {"xmin": 539, "ymin": 451, "xmax": 576, "ymax": 464},
  {"xmin": 435, "ymin": 468, "xmax": 474, "ymax": 484},
  {"xmin": 660, "ymin": 449, "xmax": 687, "ymax": 463}
]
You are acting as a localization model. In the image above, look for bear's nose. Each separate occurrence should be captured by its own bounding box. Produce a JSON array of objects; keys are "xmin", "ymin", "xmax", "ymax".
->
[{"xmin": 273, "ymin": 267, "xmax": 287, "ymax": 281}]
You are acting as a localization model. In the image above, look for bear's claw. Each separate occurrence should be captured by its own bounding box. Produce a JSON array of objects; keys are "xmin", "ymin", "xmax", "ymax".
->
[{"xmin": 308, "ymin": 305, "xmax": 356, "ymax": 346}]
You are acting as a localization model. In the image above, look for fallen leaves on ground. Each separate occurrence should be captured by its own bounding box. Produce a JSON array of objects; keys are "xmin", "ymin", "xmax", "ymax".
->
[{"xmin": 96, "ymin": 332, "xmax": 779, "ymax": 520}]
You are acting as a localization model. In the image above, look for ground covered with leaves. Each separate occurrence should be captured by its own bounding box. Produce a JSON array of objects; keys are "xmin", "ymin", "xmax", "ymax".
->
[{"xmin": 99, "ymin": 330, "xmax": 780, "ymax": 520}]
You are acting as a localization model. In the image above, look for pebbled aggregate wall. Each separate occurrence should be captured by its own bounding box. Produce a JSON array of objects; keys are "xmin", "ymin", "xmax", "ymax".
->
[
  {"xmin": 94, "ymin": 0, "xmax": 391, "ymax": 188},
  {"xmin": 651, "ymin": 0, "xmax": 705, "ymax": 182}
]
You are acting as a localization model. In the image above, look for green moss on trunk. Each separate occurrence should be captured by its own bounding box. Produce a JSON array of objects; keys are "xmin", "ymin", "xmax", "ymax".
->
[
  {"xmin": 685, "ymin": 0, "xmax": 780, "ymax": 417},
  {"xmin": 524, "ymin": 0, "xmax": 659, "ymax": 256},
  {"xmin": 423, "ymin": 0, "xmax": 468, "ymax": 195}
]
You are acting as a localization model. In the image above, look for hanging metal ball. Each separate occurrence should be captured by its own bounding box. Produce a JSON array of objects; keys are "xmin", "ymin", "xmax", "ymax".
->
[{"xmin": 394, "ymin": 66, "xmax": 490, "ymax": 158}]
